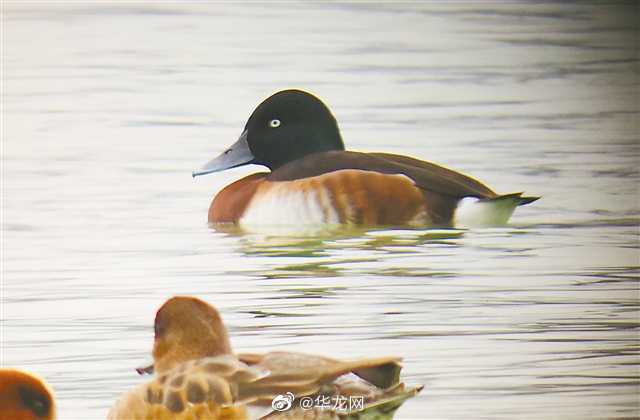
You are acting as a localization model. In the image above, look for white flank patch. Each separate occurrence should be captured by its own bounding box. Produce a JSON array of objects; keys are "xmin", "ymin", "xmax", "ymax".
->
[
  {"xmin": 453, "ymin": 197, "xmax": 518, "ymax": 228},
  {"xmin": 240, "ymin": 183, "xmax": 339, "ymax": 227}
]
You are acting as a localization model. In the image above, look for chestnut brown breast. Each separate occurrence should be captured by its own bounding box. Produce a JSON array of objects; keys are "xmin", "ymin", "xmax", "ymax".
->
[{"xmin": 209, "ymin": 170, "xmax": 430, "ymax": 226}]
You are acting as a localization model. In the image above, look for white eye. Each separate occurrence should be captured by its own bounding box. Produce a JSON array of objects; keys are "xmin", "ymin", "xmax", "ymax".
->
[{"xmin": 269, "ymin": 119, "xmax": 281, "ymax": 128}]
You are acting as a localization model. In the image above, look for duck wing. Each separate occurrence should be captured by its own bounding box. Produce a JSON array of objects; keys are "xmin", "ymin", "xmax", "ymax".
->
[
  {"xmin": 268, "ymin": 151, "xmax": 497, "ymax": 199},
  {"xmin": 108, "ymin": 355, "xmax": 260, "ymax": 420},
  {"xmin": 239, "ymin": 352, "xmax": 421, "ymax": 420},
  {"xmin": 236, "ymin": 352, "xmax": 402, "ymax": 405}
]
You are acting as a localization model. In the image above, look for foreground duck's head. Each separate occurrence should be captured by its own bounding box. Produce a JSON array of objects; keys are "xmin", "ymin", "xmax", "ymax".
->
[
  {"xmin": 0, "ymin": 369, "xmax": 55, "ymax": 420},
  {"xmin": 151, "ymin": 296, "xmax": 232, "ymax": 374},
  {"xmin": 193, "ymin": 89, "xmax": 345, "ymax": 176}
]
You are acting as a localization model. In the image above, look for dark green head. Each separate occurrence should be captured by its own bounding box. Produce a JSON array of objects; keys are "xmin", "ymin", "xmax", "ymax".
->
[{"xmin": 193, "ymin": 89, "xmax": 345, "ymax": 176}]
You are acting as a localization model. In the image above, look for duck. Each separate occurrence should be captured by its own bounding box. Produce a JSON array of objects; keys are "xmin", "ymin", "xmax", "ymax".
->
[
  {"xmin": 0, "ymin": 369, "xmax": 56, "ymax": 420},
  {"xmin": 193, "ymin": 89, "xmax": 539, "ymax": 228},
  {"xmin": 108, "ymin": 296, "xmax": 422, "ymax": 419}
]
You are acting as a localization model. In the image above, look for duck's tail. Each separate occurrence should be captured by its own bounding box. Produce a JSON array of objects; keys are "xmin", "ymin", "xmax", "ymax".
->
[
  {"xmin": 496, "ymin": 192, "xmax": 540, "ymax": 206},
  {"xmin": 454, "ymin": 193, "xmax": 540, "ymax": 227},
  {"xmin": 330, "ymin": 383, "xmax": 422, "ymax": 420}
]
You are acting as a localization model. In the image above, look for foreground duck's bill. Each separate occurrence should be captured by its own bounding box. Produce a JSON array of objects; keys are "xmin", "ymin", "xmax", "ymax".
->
[
  {"xmin": 135, "ymin": 363, "xmax": 154, "ymax": 375},
  {"xmin": 192, "ymin": 130, "xmax": 255, "ymax": 177}
]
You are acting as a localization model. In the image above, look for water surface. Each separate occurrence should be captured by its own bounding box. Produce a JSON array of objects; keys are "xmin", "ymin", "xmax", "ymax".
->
[{"xmin": 2, "ymin": 2, "xmax": 639, "ymax": 419}]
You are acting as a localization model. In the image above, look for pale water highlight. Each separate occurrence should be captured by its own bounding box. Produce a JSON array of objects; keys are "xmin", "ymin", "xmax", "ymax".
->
[{"xmin": 2, "ymin": 2, "xmax": 638, "ymax": 419}]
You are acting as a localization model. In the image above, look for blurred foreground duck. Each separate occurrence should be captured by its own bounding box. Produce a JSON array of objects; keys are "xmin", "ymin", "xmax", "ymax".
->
[
  {"xmin": 194, "ymin": 89, "xmax": 538, "ymax": 228},
  {"xmin": 0, "ymin": 369, "xmax": 55, "ymax": 420},
  {"xmin": 108, "ymin": 296, "xmax": 422, "ymax": 419}
]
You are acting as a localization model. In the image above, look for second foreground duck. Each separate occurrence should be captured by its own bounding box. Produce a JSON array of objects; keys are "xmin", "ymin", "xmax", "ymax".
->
[
  {"xmin": 108, "ymin": 296, "xmax": 422, "ymax": 419},
  {"xmin": 0, "ymin": 369, "xmax": 55, "ymax": 420}
]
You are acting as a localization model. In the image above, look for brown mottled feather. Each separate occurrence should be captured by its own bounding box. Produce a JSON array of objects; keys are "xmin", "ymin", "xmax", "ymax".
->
[
  {"xmin": 109, "ymin": 297, "xmax": 422, "ymax": 419},
  {"xmin": 110, "ymin": 353, "xmax": 417, "ymax": 419},
  {"xmin": 108, "ymin": 357, "xmax": 253, "ymax": 419}
]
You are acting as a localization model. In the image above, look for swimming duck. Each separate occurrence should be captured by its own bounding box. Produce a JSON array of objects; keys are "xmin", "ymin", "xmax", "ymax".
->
[
  {"xmin": 193, "ymin": 89, "xmax": 538, "ymax": 228},
  {"xmin": 0, "ymin": 369, "xmax": 55, "ymax": 420},
  {"xmin": 108, "ymin": 296, "xmax": 422, "ymax": 419}
]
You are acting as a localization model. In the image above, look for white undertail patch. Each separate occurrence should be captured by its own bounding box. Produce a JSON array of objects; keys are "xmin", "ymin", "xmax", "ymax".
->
[{"xmin": 453, "ymin": 196, "xmax": 519, "ymax": 228}]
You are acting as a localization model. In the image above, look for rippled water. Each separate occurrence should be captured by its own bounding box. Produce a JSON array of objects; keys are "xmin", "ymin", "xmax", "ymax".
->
[{"xmin": 2, "ymin": 2, "xmax": 639, "ymax": 419}]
